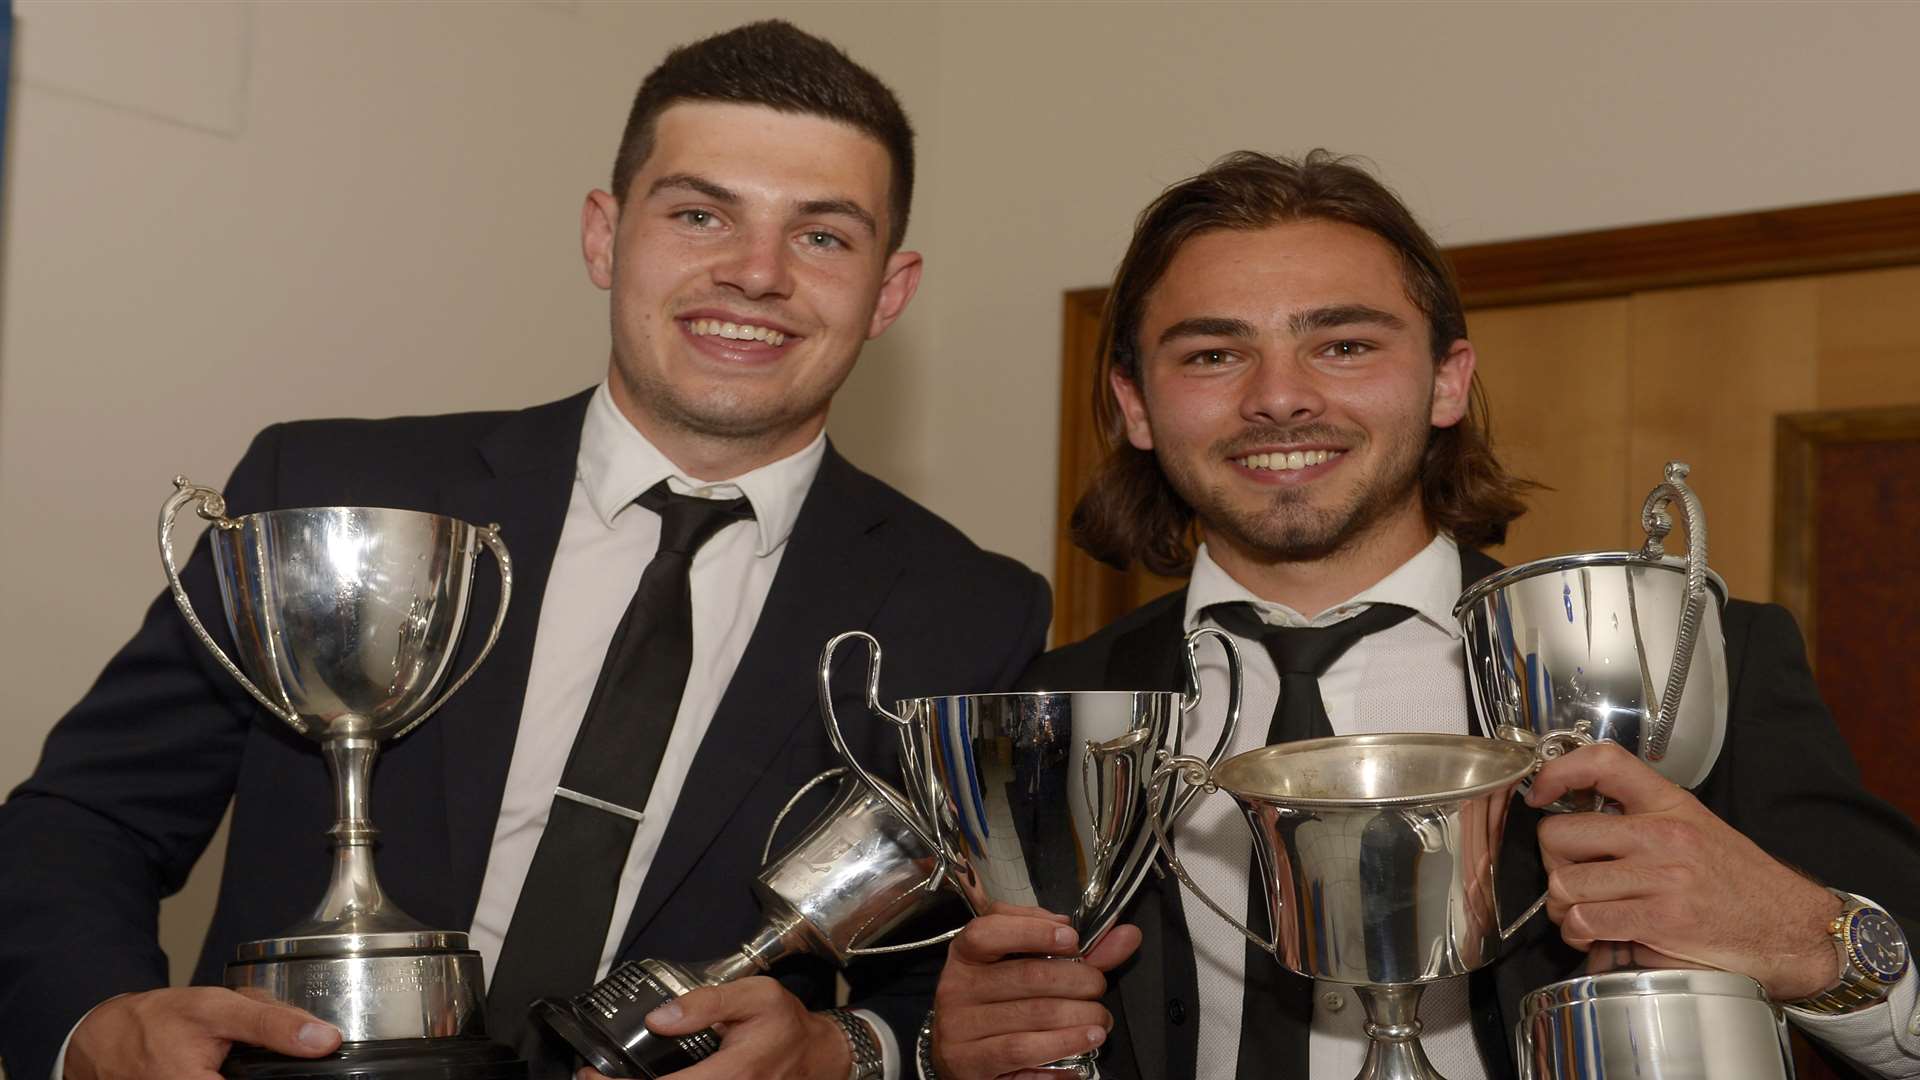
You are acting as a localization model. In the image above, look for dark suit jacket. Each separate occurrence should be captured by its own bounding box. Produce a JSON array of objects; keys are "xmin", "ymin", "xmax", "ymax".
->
[
  {"xmin": 0, "ymin": 390, "xmax": 1051, "ymax": 1078},
  {"xmin": 1020, "ymin": 547, "xmax": 1920, "ymax": 1080}
]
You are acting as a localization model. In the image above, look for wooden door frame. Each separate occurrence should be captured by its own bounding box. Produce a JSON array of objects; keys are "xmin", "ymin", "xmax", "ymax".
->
[
  {"xmin": 1055, "ymin": 192, "xmax": 1920, "ymax": 644},
  {"xmin": 1773, "ymin": 405, "xmax": 1920, "ymax": 665}
]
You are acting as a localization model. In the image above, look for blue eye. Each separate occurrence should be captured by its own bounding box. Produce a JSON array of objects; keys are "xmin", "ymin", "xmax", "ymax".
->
[{"xmin": 802, "ymin": 231, "xmax": 845, "ymax": 250}]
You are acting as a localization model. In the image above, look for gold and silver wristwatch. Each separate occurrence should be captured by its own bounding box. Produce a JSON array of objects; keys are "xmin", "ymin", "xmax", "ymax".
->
[{"xmin": 1788, "ymin": 892, "xmax": 1911, "ymax": 1015}]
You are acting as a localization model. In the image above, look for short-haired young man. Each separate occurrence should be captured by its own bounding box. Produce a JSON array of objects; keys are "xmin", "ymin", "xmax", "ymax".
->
[
  {"xmin": 922, "ymin": 151, "xmax": 1919, "ymax": 1080},
  {"xmin": 0, "ymin": 21, "xmax": 1048, "ymax": 1080}
]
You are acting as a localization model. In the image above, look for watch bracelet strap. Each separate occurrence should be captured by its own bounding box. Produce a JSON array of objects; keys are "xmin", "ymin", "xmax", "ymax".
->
[
  {"xmin": 916, "ymin": 1012, "xmax": 941, "ymax": 1080},
  {"xmin": 827, "ymin": 1008, "xmax": 885, "ymax": 1080},
  {"xmin": 1787, "ymin": 967, "xmax": 1893, "ymax": 1015}
]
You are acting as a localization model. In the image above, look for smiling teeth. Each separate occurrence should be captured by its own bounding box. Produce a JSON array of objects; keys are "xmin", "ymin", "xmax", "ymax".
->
[
  {"xmin": 1239, "ymin": 449, "xmax": 1339, "ymax": 472},
  {"xmin": 687, "ymin": 318, "xmax": 786, "ymax": 346}
]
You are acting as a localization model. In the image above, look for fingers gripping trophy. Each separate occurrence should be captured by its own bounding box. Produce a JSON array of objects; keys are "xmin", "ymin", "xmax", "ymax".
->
[{"xmin": 160, "ymin": 478, "xmax": 527, "ymax": 1078}]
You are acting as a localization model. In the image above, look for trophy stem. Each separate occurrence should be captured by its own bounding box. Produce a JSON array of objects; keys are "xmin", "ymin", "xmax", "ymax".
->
[
  {"xmin": 302, "ymin": 734, "xmax": 425, "ymax": 935},
  {"xmin": 691, "ymin": 907, "xmax": 810, "ymax": 984},
  {"xmin": 1353, "ymin": 984, "xmax": 1450, "ymax": 1080}
]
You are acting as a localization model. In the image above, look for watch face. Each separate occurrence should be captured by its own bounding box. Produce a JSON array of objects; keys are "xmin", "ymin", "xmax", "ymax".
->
[{"xmin": 1847, "ymin": 908, "xmax": 1912, "ymax": 983}]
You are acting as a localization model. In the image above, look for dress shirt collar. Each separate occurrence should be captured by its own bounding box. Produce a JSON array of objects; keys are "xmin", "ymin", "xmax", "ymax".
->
[
  {"xmin": 576, "ymin": 380, "xmax": 824, "ymax": 557},
  {"xmin": 1183, "ymin": 532, "xmax": 1465, "ymax": 639}
]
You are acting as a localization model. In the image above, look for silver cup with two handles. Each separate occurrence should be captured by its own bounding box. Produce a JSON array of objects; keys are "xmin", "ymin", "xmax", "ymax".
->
[{"xmin": 820, "ymin": 628, "xmax": 1245, "ymax": 1079}]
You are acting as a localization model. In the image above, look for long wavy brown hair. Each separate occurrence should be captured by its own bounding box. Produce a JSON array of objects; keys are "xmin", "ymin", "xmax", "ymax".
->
[{"xmin": 1072, "ymin": 150, "xmax": 1537, "ymax": 577}]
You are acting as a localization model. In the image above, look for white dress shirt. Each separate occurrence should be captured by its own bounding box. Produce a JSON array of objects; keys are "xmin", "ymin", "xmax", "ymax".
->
[{"xmin": 1171, "ymin": 535, "xmax": 1920, "ymax": 1079}]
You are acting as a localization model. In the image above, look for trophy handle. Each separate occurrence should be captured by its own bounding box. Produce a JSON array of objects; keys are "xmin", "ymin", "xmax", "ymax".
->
[
  {"xmin": 1501, "ymin": 727, "xmax": 1604, "ymax": 940},
  {"xmin": 763, "ymin": 766, "xmax": 851, "ymax": 864},
  {"xmin": 159, "ymin": 477, "xmax": 305, "ymax": 734},
  {"xmin": 842, "ymin": 877, "xmax": 966, "ymax": 957},
  {"xmin": 1169, "ymin": 627, "xmax": 1243, "ymax": 824},
  {"xmin": 390, "ymin": 522, "xmax": 513, "ymax": 740},
  {"xmin": 1147, "ymin": 754, "xmax": 1277, "ymax": 954},
  {"xmin": 1636, "ymin": 461, "xmax": 1709, "ymax": 764},
  {"xmin": 766, "ymin": 768, "xmax": 968, "ymax": 958},
  {"xmin": 818, "ymin": 631, "xmax": 944, "ymax": 859}
]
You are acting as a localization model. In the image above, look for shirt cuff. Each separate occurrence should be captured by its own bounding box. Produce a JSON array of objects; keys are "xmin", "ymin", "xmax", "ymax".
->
[
  {"xmin": 848, "ymin": 1007, "xmax": 901, "ymax": 1080},
  {"xmin": 53, "ymin": 997, "xmax": 116, "ymax": 1080}
]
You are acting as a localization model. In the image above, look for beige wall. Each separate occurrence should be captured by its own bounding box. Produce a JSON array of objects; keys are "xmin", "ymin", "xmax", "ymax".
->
[{"xmin": 3, "ymin": 0, "xmax": 1918, "ymax": 1006}]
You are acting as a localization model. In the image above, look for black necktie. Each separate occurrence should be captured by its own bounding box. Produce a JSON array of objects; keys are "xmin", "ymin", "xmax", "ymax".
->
[
  {"xmin": 486, "ymin": 481, "xmax": 753, "ymax": 1062},
  {"xmin": 1205, "ymin": 601, "xmax": 1417, "ymax": 1080}
]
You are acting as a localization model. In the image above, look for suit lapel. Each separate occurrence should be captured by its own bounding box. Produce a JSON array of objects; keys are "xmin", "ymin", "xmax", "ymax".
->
[
  {"xmin": 614, "ymin": 446, "xmax": 907, "ymax": 952},
  {"xmin": 1105, "ymin": 596, "xmax": 1199, "ymax": 1080},
  {"xmin": 434, "ymin": 392, "xmax": 590, "ymax": 925}
]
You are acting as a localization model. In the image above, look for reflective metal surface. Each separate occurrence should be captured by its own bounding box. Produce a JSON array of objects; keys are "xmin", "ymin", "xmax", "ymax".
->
[
  {"xmin": 227, "ymin": 951, "xmax": 487, "ymax": 1041},
  {"xmin": 159, "ymin": 478, "xmax": 518, "ymax": 1067},
  {"xmin": 537, "ymin": 769, "xmax": 957, "ymax": 1076},
  {"xmin": 757, "ymin": 768, "xmax": 953, "ymax": 964},
  {"xmin": 1153, "ymin": 733, "xmax": 1565, "ymax": 1080},
  {"xmin": 1157, "ymin": 733, "xmax": 1540, "ymax": 984},
  {"xmin": 1456, "ymin": 462, "xmax": 1729, "ymax": 790},
  {"xmin": 820, "ymin": 628, "xmax": 1243, "ymax": 1079},
  {"xmin": 1517, "ymin": 968, "xmax": 1794, "ymax": 1079}
]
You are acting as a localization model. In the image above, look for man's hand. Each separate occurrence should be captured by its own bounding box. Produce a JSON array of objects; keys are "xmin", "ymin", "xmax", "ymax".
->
[
  {"xmin": 585, "ymin": 976, "xmax": 849, "ymax": 1080},
  {"xmin": 66, "ymin": 986, "xmax": 341, "ymax": 1080},
  {"xmin": 929, "ymin": 903, "xmax": 1141, "ymax": 1080},
  {"xmin": 1529, "ymin": 742, "xmax": 1844, "ymax": 1000}
]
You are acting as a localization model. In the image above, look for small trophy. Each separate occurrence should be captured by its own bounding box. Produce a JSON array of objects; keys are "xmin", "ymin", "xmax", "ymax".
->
[
  {"xmin": 820, "ymin": 628, "xmax": 1244, "ymax": 1079},
  {"xmin": 160, "ymin": 478, "xmax": 524, "ymax": 1078},
  {"xmin": 1150, "ymin": 730, "xmax": 1592, "ymax": 1080},
  {"xmin": 531, "ymin": 766, "xmax": 960, "ymax": 1077},
  {"xmin": 1455, "ymin": 461, "xmax": 1730, "ymax": 789}
]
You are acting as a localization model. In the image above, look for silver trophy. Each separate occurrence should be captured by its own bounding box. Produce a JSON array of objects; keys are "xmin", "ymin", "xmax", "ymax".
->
[
  {"xmin": 1455, "ymin": 461, "xmax": 1729, "ymax": 789},
  {"xmin": 1150, "ymin": 730, "xmax": 1592, "ymax": 1080},
  {"xmin": 160, "ymin": 478, "xmax": 521, "ymax": 1077},
  {"xmin": 532, "ymin": 766, "xmax": 962, "ymax": 1077},
  {"xmin": 821, "ymin": 628, "xmax": 1245, "ymax": 1079},
  {"xmin": 1517, "ymin": 951, "xmax": 1793, "ymax": 1080}
]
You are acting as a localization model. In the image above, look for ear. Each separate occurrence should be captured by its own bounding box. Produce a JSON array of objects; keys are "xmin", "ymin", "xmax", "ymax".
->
[
  {"xmin": 1430, "ymin": 338, "xmax": 1476, "ymax": 429},
  {"xmin": 581, "ymin": 189, "xmax": 620, "ymax": 291},
  {"xmin": 1110, "ymin": 369, "xmax": 1155, "ymax": 451},
  {"xmin": 866, "ymin": 249, "xmax": 925, "ymax": 339}
]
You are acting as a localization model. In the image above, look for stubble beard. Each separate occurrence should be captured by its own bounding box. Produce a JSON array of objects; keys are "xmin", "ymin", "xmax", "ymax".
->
[{"xmin": 1161, "ymin": 419, "xmax": 1430, "ymax": 565}]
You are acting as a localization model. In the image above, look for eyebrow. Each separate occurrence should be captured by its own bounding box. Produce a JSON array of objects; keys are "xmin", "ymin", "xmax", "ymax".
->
[
  {"xmin": 647, "ymin": 174, "xmax": 878, "ymax": 238},
  {"xmin": 797, "ymin": 197, "xmax": 878, "ymax": 238},
  {"xmin": 1157, "ymin": 316, "xmax": 1257, "ymax": 346},
  {"xmin": 647, "ymin": 173, "xmax": 738, "ymax": 204},
  {"xmin": 1287, "ymin": 304, "xmax": 1408, "ymax": 335}
]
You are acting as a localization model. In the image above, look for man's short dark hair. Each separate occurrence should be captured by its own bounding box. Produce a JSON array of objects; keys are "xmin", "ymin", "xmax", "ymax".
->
[
  {"xmin": 611, "ymin": 20, "xmax": 916, "ymax": 251},
  {"xmin": 1073, "ymin": 150, "xmax": 1537, "ymax": 575}
]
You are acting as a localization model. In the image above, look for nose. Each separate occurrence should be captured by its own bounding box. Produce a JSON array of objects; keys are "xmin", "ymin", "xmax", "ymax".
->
[
  {"xmin": 712, "ymin": 224, "xmax": 795, "ymax": 300},
  {"xmin": 1240, "ymin": 354, "xmax": 1326, "ymax": 427}
]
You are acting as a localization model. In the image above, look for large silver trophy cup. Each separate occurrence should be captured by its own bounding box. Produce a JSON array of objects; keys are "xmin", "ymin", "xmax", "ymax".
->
[
  {"xmin": 1150, "ymin": 731, "xmax": 1592, "ymax": 1080},
  {"xmin": 820, "ymin": 628, "xmax": 1244, "ymax": 1079},
  {"xmin": 532, "ymin": 766, "xmax": 962, "ymax": 1077},
  {"xmin": 160, "ymin": 478, "xmax": 522, "ymax": 1077},
  {"xmin": 1455, "ymin": 461, "xmax": 1729, "ymax": 789}
]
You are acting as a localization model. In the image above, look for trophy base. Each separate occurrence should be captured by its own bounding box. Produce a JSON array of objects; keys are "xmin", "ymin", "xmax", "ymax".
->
[
  {"xmin": 227, "ymin": 948, "xmax": 491, "ymax": 1041},
  {"xmin": 222, "ymin": 1037, "xmax": 526, "ymax": 1079},
  {"xmin": 531, "ymin": 959, "xmax": 720, "ymax": 1078}
]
